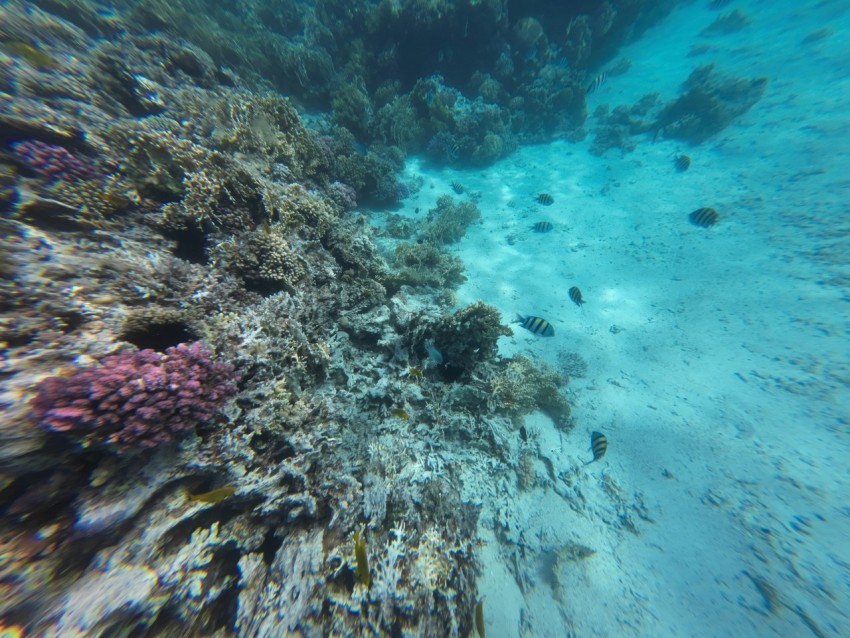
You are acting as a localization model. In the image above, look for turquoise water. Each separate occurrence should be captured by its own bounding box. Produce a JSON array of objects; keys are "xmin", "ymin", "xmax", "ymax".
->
[{"xmin": 1, "ymin": 1, "xmax": 848, "ymax": 636}]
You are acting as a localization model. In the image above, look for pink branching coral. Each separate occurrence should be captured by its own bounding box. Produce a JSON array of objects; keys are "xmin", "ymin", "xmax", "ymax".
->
[
  {"xmin": 30, "ymin": 342, "xmax": 239, "ymax": 452},
  {"xmin": 12, "ymin": 140, "xmax": 100, "ymax": 181}
]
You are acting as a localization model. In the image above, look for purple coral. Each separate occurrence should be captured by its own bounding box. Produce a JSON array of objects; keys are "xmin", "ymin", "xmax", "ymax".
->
[
  {"xmin": 327, "ymin": 180, "xmax": 358, "ymax": 210},
  {"xmin": 12, "ymin": 140, "xmax": 100, "ymax": 181},
  {"xmin": 30, "ymin": 342, "xmax": 239, "ymax": 452}
]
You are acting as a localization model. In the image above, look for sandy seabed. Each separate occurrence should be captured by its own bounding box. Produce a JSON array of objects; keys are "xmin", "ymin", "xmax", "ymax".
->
[{"xmin": 388, "ymin": 1, "xmax": 850, "ymax": 635}]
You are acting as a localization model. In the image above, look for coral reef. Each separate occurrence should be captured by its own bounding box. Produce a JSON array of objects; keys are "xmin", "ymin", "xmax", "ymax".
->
[
  {"xmin": 30, "ymin": 341, "xmax": 239, "ymax": 452},
  {"xmin": 590, "ymin": 93, "xmax": 660, "ymax": 156},
  {"xmin": 0, "ymin": 0, "xmax": 651, "ymax": 635},
  {"xmin": 588, "ymin": 63, "xmax": 767, "ymax": 152},
  {"xmin": 421, "ymin": 195, "xmax": 482, "ymax": 245},
  {"xmin": 216, "ymin": 226, "xmax": 307, "ymax": 295},
  {"xmin": 105, "ymin": 0, "xmax": 679, "ymax": 168},
  {"xmin": 390, "ymin": 242, "xmax": 467, "ymax": 290},
  {"xmin": 11, "ymin": 140, "xmax": 100, "ymax": 181},
  {"xmin": 655, "ymin": 65, "xmax": 768, "ymax": 144},
  {"xmin": 490, "ymin": 355, "xmax": 573, "ymax": 430},
  {"xmin": 429, "ymin": 302, "xmax": 513, "ymax": 376}
]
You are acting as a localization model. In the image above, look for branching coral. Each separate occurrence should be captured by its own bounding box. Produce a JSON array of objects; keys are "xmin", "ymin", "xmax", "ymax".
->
[
  {"xmin": 421, "ymin": 195, "xmax": 481, "ymax": 245},
  {"xmin": 30, "ymin": 341, "xmax": 239, "ymax": 452},
  {"xmin": 589, "ymin": 93, "xmax": 659, "ymax": 156},
  {"xmin": 208, "ymin": 95, "xmax": 327, "ymax": 179},
  {"xmin": 11, "ymin": 140, "xmax": 100, "ymax": 181},
  {"xmin": 220, "ymin": 226, "xmax": 307, "ymax": 295},
  {"xmin": 279, "ymin": 183, "xmax": 337, "ymax": 240},
  {"xmin": 429, "ymin": 301, "xmax": 512, "ymax": 374},
  {"xmin": 331, "ymin": 80, "xmax": 374, "ymax": 139},
  {"xmin": 390, "ymin": 242, "xmax": 466, "ymax": 290},
  {"xmin": 655, "ymin": 64, "xmax": 768, "ymax": 143},
  {"xmin": 490, "ymin": 354, "xmax": 572, "ymax": 430}
]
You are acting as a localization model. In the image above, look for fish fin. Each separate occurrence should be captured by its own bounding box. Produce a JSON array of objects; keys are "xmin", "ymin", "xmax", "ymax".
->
[{"xmin": 515, "ymin": 313, "xmax": 525, "ymax": 323}]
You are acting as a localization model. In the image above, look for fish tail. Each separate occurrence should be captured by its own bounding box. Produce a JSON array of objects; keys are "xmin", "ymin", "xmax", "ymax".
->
[{"xmin": 515, "ymin": 313, "xmax": 525, "ymax": 324}]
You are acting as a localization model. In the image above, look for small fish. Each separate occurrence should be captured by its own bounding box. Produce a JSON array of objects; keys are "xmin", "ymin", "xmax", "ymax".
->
[
  {"xmin": 451, "ymin": 180, "xmax": 464, "ymax": 194},
  {"xmin": 3, "ymin": 41, "xmax": 58, "ymax": 69},
  {"xmin": 188, "ymin": 486, "xmax": 237, "ymax": 504},
  {"xmin": 424, "ymin": 340, "xmax": 444, "ymax": 364},
  {"xmin": 708, "ymin": 0, "xmax": 732, "ymax": 9},
  {"xmin": 353, "ymin": 529, "xmax": 371, "ymax": 588},
  {"xmin": 516, "ymin": 314, "xmax": 555, "ymax": 337},
  {"xmin": 689, "ymin": 207, "xmax": 719, "ymax": 228},
  {"xmin": 475, "ymin": 597, "xmax": 486, "ymax": 638},
  {"xmin": 519, "ymin": 425, "xmax": 528, "ymax": 442},
  {"xmin": 585, "ymin": 71, "xmax": 608, "ymax": 94},
  {"xmin": 585, "ymin": 431, "xmax": 608, "ymax": 465},
  {"xmin": 568, "ymin": 286, "xmax": 584, "ymax": 307},
  {"xmin": 536, "ymin": 193, "xmax": 554, "ymax": 205},
  {"xmin": 390, "ymin": 407, "xmax": 410, "ymax": 420},
  {"xmin": 674, "ymin": 154, "xmax": 691, "ymax": 172},
  {"xmin": 531, "ymin": 221, "xmax": 553, "ymax": 232}
]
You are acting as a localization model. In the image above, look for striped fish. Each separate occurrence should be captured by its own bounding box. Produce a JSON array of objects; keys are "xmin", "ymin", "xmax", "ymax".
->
[
  {"xmin": 536, "ymin": 193, "xmax": 554, "ymax": 205},
  {"xmin": 568, "ymin": 286, "xmax": 584, "ymax": 306},
  {"xmin": 532, "ymin": 221, "xmax": 553, "ymax": 233},
  {"xmin": 585, "ymin": 431, "xmax": 608, "ymax": 465},
  {"xmin": 516, "ymin": 314, "xmax": 555, "ymax": 337},
  {"xmin": 689, "ymin": 207, "xmax": 719, "ymax": 227},
  {"xmin": 674, "ymin": 154, "xmax": 691, "ymax": 172},
  {"xmin": 586, "ymin": 71, "xmax": 607, "ymax": 95}
]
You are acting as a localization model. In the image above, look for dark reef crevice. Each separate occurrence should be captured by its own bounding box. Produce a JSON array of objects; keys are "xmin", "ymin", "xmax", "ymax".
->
[{"xmin": 121, "ymin": 319, "xmax": 198, "ymax": 353}]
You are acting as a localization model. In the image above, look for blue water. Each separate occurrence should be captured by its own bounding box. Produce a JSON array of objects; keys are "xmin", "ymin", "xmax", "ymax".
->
[{"xmin": 2, "ymin": 1, "xmax": 848, "ymax": 636}]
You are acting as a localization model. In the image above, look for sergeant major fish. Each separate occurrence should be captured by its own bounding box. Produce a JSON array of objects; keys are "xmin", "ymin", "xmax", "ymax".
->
[
  {"xmin": 689, "ymin": 207, "xmax": 719, "ymax": 228},
  {"xmin": 516, "ymin": 314, "xmax": 555, "ymax": 337},
  {"xmin": 584, "ymin": 431, "xmax": 608, "ymax": 465},
  {"xmin": 586, "ymin": 71, "xmax": 608, "ymax": 94},
  {"xmin": 568, "ymin": 286, "xmax": 585, "ymax": 307}
]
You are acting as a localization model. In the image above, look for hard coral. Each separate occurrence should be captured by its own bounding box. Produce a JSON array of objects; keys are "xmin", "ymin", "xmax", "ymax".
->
[
  {"xmin": 491, "ymin": 355, "xmax": 572, "ymax": 430},
  {"xmin": 656, "ymin": 65, "xmax": 768, "ymax": 143},
  {"xmin": 30, "ymin": 341, "xmax": 239, "ymax": 452},
  {"xmin": 430, "ymin": 301, "xmax": 512, "ymax": 374},
  {"xmin": 12, "ymin": 140, "xmax": 100, "ymax": 181},
  {"xmin": 421, "ymin": 195, "xmax": 481, "ymax": 245},
  {"xmin": 226, "ymin": 226, "xmax": 307, "ymax": 295},
  {"xmin": 390, "ymin": 242, "xmax": 466, "ymax": 290}
]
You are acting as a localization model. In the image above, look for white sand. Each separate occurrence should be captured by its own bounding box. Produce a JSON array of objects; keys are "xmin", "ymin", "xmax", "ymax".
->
[{"xmin": 390, "ymin": 1, "xmax": 850, "ymax": 635}]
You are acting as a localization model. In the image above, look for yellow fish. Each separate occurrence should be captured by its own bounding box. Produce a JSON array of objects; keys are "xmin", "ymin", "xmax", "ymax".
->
[
  {"xmin": 3, "ymin": 41, "xmax": 57, "ymax": 69},
  {"xmin": 353, "ymin": 529, "xmax": 371, "ymax": 588},
  {"xmin": 188, "ymin": 486, "xmax": 237, "ymax": 504},
  {"xmin": 390, "ymin": 407, "xmax": 410, "ymax": 420},
  {"xmin": 475, "ymin": 597, "xmax": 485, "ymax": 638}
]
